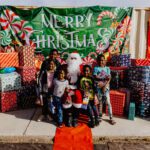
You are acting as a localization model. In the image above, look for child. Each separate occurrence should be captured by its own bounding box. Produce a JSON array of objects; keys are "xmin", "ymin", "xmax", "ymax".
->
[
  {"xmin": 53, "ymin": 69, "xmax": 69, "ymax": 127},
  {"xmin": 93, "ymin": 54, "xmax": 116, "ymax": 125},
  {"xmin": 79, "ymin": 65, "xmax": 99, "ymax": 128},
  {"xmin": 37, "ymin": 60, "xmax": 56, "ymax": 122}
]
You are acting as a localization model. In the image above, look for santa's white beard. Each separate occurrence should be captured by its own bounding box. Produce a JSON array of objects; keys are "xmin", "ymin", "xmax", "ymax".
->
[{"xmin": 67, "ymin": 60, "xmax": 80, "ymax": 83}]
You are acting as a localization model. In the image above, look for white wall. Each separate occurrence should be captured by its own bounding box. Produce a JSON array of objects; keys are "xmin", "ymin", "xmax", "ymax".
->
[{"xmin": 0, "ymin": 0, "xmax": 150, "ymax": 7}]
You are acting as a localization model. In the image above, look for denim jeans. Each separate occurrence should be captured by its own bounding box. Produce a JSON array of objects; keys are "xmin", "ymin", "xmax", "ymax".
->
[
  {"xmin": 97, "ymin": 88, "xmax": 113, "ymax": 119},
  {"xmin": 87, "ymin": 100, "xmax": 99, "ymax": 120},
  {"xmin": 53, "ymin": 96, "xmax": 63, "ymax": 124}
]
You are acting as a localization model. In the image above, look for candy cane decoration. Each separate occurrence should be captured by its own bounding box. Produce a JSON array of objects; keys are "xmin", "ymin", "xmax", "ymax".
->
[
  {"xmin": 0, "ymin": 30, "xmax": 12, "ymax": 46},
  {"xmin": 18, "ymin": 20, "xmax": 33, "ymax": 40},
  {"xmin": 29, "ymin": 40, "xmax": 36, "ymax": 49},
  {"xmin": 0, "ymin": 9, "xmax": 21, "ymax": 33},
  {"xmin": 97, "ymin": 11, "xmax": 115, "ymax": 26},
  {"xmin": 82, "ymin": 56, "xmax": 95, "ymax": 65},
  {"xmin": 56, "ymin": 57, "xmax": 66, "ymax": 65}
]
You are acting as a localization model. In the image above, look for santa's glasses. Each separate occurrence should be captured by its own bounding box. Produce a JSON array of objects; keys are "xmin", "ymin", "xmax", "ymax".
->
[{"xmin": 71, "ymin": 57, "xmax": 77, "ymax": 60}]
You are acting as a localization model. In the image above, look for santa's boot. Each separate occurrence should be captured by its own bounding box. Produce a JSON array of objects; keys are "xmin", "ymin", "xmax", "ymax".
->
[
  {"xmin": 72, "ymin": 118, "xmax": 78, "ymax": 127},
  {"xmin": 66, "ymin": 113, "xmax": 72, "ymax": 127}
]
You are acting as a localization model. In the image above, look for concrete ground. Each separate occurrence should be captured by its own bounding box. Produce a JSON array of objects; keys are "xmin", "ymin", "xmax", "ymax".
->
[{"xmin": 0, "ymin": 108, "xmax": 150, "ymax": 143}]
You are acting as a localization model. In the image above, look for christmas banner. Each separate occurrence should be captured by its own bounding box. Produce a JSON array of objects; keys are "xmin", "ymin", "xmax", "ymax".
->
[{"xmin": 0, "ymin": 6, "xmax": 132, "ymax": 59}]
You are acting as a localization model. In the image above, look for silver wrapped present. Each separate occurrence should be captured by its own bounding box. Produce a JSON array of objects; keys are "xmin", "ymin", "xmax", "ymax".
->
[{"xmin": 0, "ymin": 72, "xmax": 21, "ymax": 92}]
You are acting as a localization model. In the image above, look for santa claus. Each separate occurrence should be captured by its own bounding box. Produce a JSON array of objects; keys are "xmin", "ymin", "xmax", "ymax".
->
[{"xmin": 62, "ymin": 52, "xmax": 83, "ymax": 127}]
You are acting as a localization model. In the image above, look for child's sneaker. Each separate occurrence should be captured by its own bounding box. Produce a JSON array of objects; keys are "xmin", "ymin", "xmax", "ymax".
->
[{"xmin": 37, "ymin": 115, "xmax": 45, "ymax": 122}]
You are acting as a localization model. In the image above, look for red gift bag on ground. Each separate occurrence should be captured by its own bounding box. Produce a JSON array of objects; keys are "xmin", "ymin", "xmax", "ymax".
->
[{"xmin": 53, "ymin": 124, "xmax": 93, "ymax": 150}]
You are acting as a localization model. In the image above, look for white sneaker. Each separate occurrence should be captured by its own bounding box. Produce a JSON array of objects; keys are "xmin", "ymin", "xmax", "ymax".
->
[{"xmin": 37, "ymin": 115, "xmax": 45, "ymax": 122}]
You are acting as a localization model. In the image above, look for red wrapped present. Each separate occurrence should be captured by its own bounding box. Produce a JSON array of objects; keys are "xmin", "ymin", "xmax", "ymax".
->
[
  {"xmin": 131, "ymin": 59, "xmax": 150, "ymax": 66},
  {"xmin": 0, "ymin": 91, "xmax": 17, "ymax": 112},
  {"xmin": 0, "ymin": 52, "xmax": 19, "ymax": 68},
  {"xmin": 17, "ymin": 66, "xmax": 36, "ymax": 85},
  {"xmin": 18, "ymin": 46, "xmax": 35, "ymax": 66},
  {"xmin": 106, "ymin": 90, "xmax": 126, "ymax": 117}
]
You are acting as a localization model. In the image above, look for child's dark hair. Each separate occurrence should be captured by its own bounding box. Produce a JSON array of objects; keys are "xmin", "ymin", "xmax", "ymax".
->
[
  {"xmin": 57, "ymin": 68, "xmax": 67, "ymax": 79},
  {"xmin": 97, "ymin": 54, "xmax": 105, "ymax": 62},
  {"xmin": 45, "ymin": 60, "xmax": 55, "ymax": 71},
  {"xmin": 49, "ymin": 49, "xmax": 58, "ymax": 55},
  {"xmin": 83, "ymin": 65, "xmax": 92, "ymax": 72}
]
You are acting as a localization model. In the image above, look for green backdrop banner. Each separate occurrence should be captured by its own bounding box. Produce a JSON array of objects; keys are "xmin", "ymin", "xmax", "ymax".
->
[{"xmin": 0, "ymin": 6, "xmax": 132, "ymax": 58}]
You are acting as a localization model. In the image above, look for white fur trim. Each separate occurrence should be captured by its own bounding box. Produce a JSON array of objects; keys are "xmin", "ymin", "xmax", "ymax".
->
[
  {"xmin": 63, "ymin": 104, "xmax": 72, "ymax": 109},
  {"xmin": 69, "ymin": 85, "xmax": 77, "ymax": 90},
  {"xmin": 72, "ymin": 103, "xmax": 82, "ymax": 108}
]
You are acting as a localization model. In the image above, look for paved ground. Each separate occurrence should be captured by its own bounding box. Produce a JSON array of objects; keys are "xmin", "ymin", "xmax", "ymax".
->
[
  {"xmin": 0, "ymin": 108, "xmax": 150, "ymax": 144},
  {"xmin": 0, "ymin": 143, "xmax": 150, "ymax": 150}
]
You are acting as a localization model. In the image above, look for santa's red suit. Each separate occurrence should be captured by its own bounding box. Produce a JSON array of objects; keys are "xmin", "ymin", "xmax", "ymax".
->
[
  {"xmin": 61, "ymin": 52, "xmax": 83, "ymax": 127},
  {"xmin": 62, "ymin": 52, "xmax": 83, "ymax": 109}
]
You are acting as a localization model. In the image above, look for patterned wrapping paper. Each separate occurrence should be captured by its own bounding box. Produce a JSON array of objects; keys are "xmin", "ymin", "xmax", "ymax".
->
[
  {"xmin": 131, "ymin": 59, "xmax": 150, "ymax": 66},
  {"xmin": 111, "ymin": 54, "xmax": 131, "ymax": 67},
  {"xmin": 18, "ymin": 46, "xmax": 35, "ymax": 67},
  {"xmin": 0, "ymin": 72, "xmax": 21, "ymax": 92},
  {"xmin": 17, "ymin": 84, "xmax": 36, "ymax": 109},
  {"xmin": 17, "ymin": 66, "xmax": 36, "ymax": 86},
  {"xmin": 127, "ymin": 66, "xmax": 150, "ymax": 83},
  {"xmin": 0, "ymin": 91, "xmax": 17, "ymax": 112},
  {"xmin": 0, "ymin": 52, "xmax": 19, "ymax": 68},
  {"xmin": 129, "ymin": 81, "xmax": 150, "ymax": 117}
]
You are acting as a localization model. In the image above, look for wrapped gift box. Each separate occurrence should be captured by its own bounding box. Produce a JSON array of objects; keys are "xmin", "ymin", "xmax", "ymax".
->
[
  {"xmin": 127, "ymin": 66, "xmax": 150, "ymax": 83},
  {"xmin": 111, "ymin": 54, "xmax": 131, "ymax": 67},
  {"xmin": 17, "ymin": 85, "xmax": 36, "ymax": 109},
  {"xmin": 128, "ymin": 102, "xmax": 135, "ymax": 120},
  {"xmin": 0, "ymin": 52, "xmax": 19, "ymax": 68},
  {"xmin": 131, "ymin": 59, "xmax": 150, "ymax": 66},
  {"xmin": 17, "ymin": 66, "xmax": 36, "ymax": 86},
  {"xmin": 18, "ymin": 46, "xmax": 35, "ymax": 66},
  {"xmin": 0, "ymin": 91, "xmax": 17, "ymax": 112},
  {"xmin": 106, "ymin": 90, "xmax": 126, "ymax": 117},
  {"xmin": 0, "ymin": 72, "xmax": 21, "ymax": 92}
]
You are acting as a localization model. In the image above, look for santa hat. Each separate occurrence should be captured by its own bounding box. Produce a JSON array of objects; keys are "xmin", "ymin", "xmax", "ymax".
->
[{"xmin": 67, "ymin": 51, "xmax": 82, "ymax": 64}]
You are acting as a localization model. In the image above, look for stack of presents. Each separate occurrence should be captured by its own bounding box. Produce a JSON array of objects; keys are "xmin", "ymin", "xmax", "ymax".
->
[
  {"xmin": 0, "ymin": 47, "xmax": 150, "ymax": 120},
  {"xmin": 108, "ymin": 54, "xmax": 150, "ymax": 120},
  {"xmin": 0, "ymin": 46, "xmax": 37, "ymax": 112}
]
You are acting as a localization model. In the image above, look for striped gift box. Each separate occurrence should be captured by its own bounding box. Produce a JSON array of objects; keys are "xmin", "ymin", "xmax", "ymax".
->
[
  {"xmin": 131, "ymin": 59, "xmax": 150, "ymax": 66},
  {"xmin": 18, "ymin": 46, "xmax": 35, "ymax": 67},
  {"xmin": 0, "ymin": 91, "xmax": 17, "ymax": 112},
  {"xmin": 0, "ymin": 52, "xmax": 19, "ymax": 68}
]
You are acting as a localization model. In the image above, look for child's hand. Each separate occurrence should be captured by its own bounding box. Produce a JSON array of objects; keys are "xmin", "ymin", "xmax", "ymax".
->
[
  {"xmin": 98, "ymin": 82, "xmax": 104, "ymax": 88},
  {"xmin": 102, "ymin": 86, "xmax": 106, "ymax": 93},
  {"xmin": 65, "ymin": 87, "xmax": 69, "ymax": 92}
]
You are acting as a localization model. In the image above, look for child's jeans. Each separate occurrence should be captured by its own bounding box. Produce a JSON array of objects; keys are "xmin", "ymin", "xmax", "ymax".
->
[
  {"xmin": 87, "ymin": 100, "xmax": 99, "ymax": 121},
  {"xmin": 53, "ymin": 96, "xmax": 63, "ymax": 124},
  {"xmin": 97, "ymin": 88, "xmax": 113, "ymax": 119}
]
